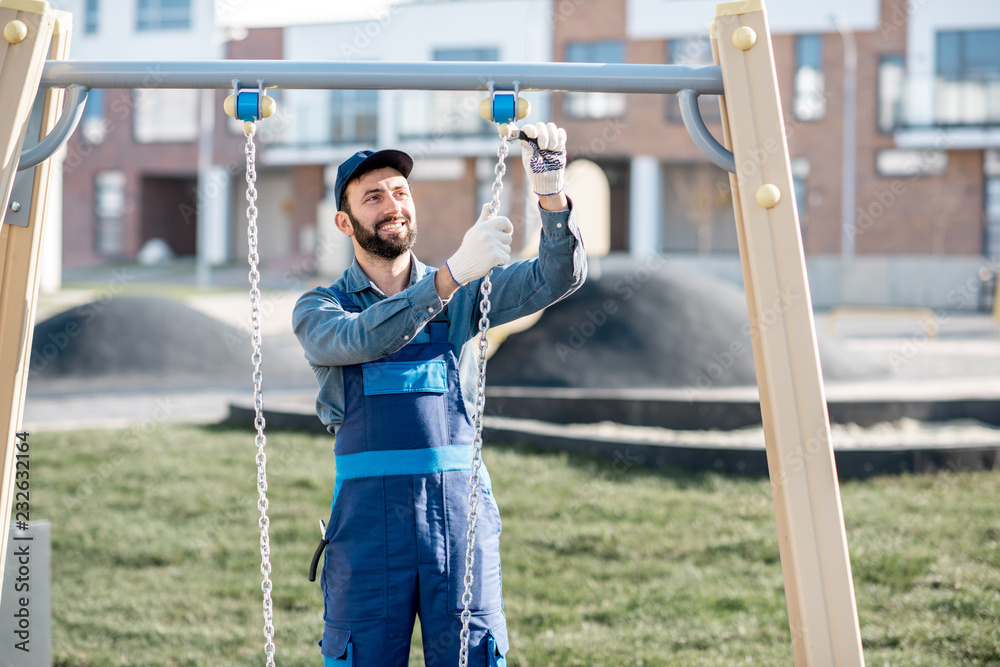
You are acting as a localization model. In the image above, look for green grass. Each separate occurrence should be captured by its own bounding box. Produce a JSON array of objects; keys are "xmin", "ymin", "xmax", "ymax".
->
[{"xmin": 23, "ymin": 422, "xmax": 1000, "ymax": 665}]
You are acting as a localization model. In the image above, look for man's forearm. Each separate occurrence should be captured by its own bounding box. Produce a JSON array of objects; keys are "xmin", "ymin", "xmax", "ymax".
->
[
  {"xmin": 435, "ymin": 267, "xmax": 460, "ymax": 301},
  {"xmin": 538, "ymin": 192, "xmax": 569, "ymax": 212}
]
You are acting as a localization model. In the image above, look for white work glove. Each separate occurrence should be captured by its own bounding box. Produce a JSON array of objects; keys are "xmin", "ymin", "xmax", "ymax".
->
[
  {"xmin": 446, "ymin": 203, "xmax": 514, "ymax": 285},
  {"xmin": 519, "ymin": 121, "xmax": 567, "ymax": 197}
]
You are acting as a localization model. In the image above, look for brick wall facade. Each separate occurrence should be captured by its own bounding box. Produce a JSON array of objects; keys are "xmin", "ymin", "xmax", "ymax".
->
[
  {"xmin": 407, "ymin": 158, "xmax": 528, "ymax": 270},
  {"xmin": 61, "ymin": 28, "xmax": 282, "ymax": 268},
  {"xmin": 549, "ymin": 0, "xmax": 986, "ymax": 257},
  {"xmin": 61, "ymin": 2, "xmax": 989, "ymax": 271}
]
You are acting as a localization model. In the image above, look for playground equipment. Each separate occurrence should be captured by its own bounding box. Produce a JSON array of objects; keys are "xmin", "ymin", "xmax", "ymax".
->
[{"xmin": 0, "ymin": 0, "xmax": 866, "ymax": 663}]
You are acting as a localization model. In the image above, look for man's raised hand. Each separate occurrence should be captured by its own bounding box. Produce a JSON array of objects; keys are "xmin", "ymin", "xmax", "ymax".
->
[
  {"xmin": 519, "ymin": 121, "xmax": 567, "ymax": 197},
  {"xmin": 445, "ymin": 203, "xmax": 514, "ymax": 286}
]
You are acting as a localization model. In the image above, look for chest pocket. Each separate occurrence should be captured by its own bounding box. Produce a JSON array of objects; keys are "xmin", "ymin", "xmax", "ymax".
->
[
  {"xmin": 360, "ymin": 356, "xmax": 451, "ymax": 450},
  {"xmin": 362, "ymin": 360, "xmax": 447, "ymax": 396}
]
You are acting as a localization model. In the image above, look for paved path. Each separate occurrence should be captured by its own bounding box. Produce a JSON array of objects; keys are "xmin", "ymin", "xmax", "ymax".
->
[{"xmin": 21, "ymin": 265, "xmax": 1000, "ymax": 433}]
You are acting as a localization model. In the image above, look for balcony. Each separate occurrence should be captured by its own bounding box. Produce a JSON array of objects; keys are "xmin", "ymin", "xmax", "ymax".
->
[
  {"xmin": 889, "ymin": 74, "xmax": 1000, "ymax": 149},
  {"xmin": 264, "ymin": 88, "xmax": 505, "ymax": 166}
]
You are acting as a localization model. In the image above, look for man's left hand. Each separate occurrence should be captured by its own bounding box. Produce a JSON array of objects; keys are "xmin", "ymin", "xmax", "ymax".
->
[{"xmin": 519, "ymin": 121, "xmax": 567, "ymax": 198}]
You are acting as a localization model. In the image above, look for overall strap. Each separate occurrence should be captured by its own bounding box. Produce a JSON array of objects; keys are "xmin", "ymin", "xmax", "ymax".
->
[
  {"xmin": 326, "ymin": 286, "xmax": 361, "ymax": 313},
  {"xmin": 427, "ymin": 321, "xmax": 449, "ymax": 342}
]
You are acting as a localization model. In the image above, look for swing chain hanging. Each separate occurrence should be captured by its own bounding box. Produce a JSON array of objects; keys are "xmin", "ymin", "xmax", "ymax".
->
[
  {"xmin": 459, "ymin": 125, "xmax": 511, "ymax": 667},
  {"xmin": 245, "ymin": 122, "xmax": 277, "ymax": 667}
]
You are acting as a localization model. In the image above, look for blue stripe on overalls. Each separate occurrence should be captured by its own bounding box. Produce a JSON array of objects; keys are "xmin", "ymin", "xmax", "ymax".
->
[{"xmin": 319, "ymin": 284, "xmax": 508, "ymax": 667}]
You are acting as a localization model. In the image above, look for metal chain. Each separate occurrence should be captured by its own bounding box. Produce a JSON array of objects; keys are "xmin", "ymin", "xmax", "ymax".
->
[
  {"xmin": 459, "ymin": 128, "xmax": 510, "ymax": 667},
  {"xmin": 245, "ymin": 123, "xmax": 277, "ymax": 667}
]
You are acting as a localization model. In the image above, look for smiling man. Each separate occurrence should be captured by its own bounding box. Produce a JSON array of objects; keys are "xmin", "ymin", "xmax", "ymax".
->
[{"xmin": 292, "ymin": 122, "xmax": 586, "ymax": 667}]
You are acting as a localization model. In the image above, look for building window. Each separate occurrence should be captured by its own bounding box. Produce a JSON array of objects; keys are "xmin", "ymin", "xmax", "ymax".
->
[
  {"xmin": 877, "ymin": 55, "xmax": 904, "ymax": 133},
  {"xmin": 794, "ymin": 35, "xmax": 825, "ymax": 121},
  {"xmin": 790, "ymin": 157, "xmax": 809, "ymax": 232},
  {"xmin": 660, "ymin": 163, "xmax": 737, "ymax": 254},
  {"xmin": 875, "ymin": 149, "xmax": 948, "ymax": 177},
  {"xmin": 563, "ymin": 41, "xmax": 626, "ymax": 119},
  {"xmin": 136, "ymin": 0, "xmax": 190, "ymax": 31},
  {"xmin": 398, "ymin": 47, "xmax": 499, "ymax": 139},
  {"xmin": 936, "ymin": 29, "xmax": 1000, "ymax": 79},
  {"xmin": 935, "ymin": 29, "xmax": 1000, "ymax": 126},
  {"xmin": 85, "ymin": 0, "xmax": 99, "ymax": 34},
  {"xmin": 133, "ymin": 89, "xmax": 198, "ymax": 142},
  {"xmin": 81, "ymin": 88, "xmax": 106, "ymax": 144},
  {"xmin": 665, "ymin": 36, "xmax": 719, "ymax": 124},
  {"xmin": 984, "ymin": 150, "xmax": 1000, "ymax": 259},
  {"xmin": 330, "ymin": 90, "xmax": 378, "ymax": 144},
  {"xmin": 433, "ymin": 47, "xmax": 498, "ymax": 62},
  {"xmin": 95, "ymin": 170, "xmax": 127, "ymax": 257}
]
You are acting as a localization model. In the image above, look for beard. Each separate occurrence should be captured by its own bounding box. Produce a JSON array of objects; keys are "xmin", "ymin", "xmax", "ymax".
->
[{"xmin": 348, "ymin": 209, "xmax": 417, "ymax": 260}]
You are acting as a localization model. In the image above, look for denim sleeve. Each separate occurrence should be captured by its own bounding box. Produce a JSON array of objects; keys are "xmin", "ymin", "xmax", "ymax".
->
[
  {"xmin": 292, "ymin": 273, "xmax": 446, "ymax": 366},
  {"xmin": 480, "ymin": 200, "xmax": 588, "ymax": 328}
]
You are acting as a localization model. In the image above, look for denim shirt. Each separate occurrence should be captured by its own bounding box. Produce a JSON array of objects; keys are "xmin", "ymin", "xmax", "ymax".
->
[{"xmin": 292, "ymin": 202, "xmax": 587, "ymax": 432}]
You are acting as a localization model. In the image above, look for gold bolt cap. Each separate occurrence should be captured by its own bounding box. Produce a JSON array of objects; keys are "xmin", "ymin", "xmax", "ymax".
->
[
  {"xmin": 732, "ymin": 26, "xmax": 757, "ymax": 50},
  {"xmin": 260, "ymin": 95, "xmax": 276, "ymax": 119},
  {"xmin": 478, "ymin": 97, "xmax": 492, "ymax": 121},
  {"xmin": 3, "ymin": 20, "xmax": 28, "ymax": 44},
  {"xmin": 755, "ymin": 183, "xmax": 781, "ymax": 209},
  {"xmin": 517, "ymin": 96, "xmax": 531, "ymax": 121}
]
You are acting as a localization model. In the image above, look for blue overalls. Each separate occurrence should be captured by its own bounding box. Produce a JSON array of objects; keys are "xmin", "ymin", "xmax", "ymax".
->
[{"xmin": 319, "ymin": 287, "xmax": 508, "ymax": 667}]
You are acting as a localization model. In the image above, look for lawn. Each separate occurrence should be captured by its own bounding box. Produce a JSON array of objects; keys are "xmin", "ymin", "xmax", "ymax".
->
[{"xmin": 22, "ymin": 422, "xmax": 1000, "ymax": 666}]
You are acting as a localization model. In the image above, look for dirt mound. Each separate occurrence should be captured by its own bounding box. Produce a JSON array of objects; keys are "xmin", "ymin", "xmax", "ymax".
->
[
  {"xmin": 29, "ymin": 296, "xmax": 250, "ymax": 387},
  {"xmin": 487, "ymin": 256, "xmax": 886, "ymax": 389}
]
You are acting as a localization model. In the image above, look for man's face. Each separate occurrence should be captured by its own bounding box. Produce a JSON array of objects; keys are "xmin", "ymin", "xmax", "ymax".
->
[{"xmin": 342, "ymin": 167, "xmax": 417, "ymax": 260}]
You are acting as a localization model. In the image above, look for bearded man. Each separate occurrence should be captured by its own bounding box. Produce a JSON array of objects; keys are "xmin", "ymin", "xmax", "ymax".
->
[{"xmin": 292, "ymin": 122, "xmax": 586, "ymax": 666}]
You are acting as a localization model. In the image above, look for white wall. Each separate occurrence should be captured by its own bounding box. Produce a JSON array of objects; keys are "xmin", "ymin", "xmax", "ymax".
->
[
  {"xmin": 666, "ymin": 253, "xmax": 992, "ymax": 310},
  {"xmin": 52, "ymin": 0, "xmax": 222, "ymax": 61},
  {"xmin": 276, "ymin": 0, "xmax": 553, "ymax": 164},
  {"xmin": 626, "ymin": 0, "xmax": 880, "ymax": 40},
  {"xmin": 904, "ymin": 0, "xmax": 1000, "ymax": 128}
]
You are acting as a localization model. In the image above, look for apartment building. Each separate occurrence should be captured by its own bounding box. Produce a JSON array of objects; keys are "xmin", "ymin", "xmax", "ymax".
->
[
  {"xmin": 54, "ymin": 0, "xmax": 239, "ymax": 269},
  {"xmin": 549, "ymin": 0, "xmax": 999, "ymax": 307},
  {"xmin": 54, "ymin": 0, "xmax": 551, "ymax": 280},
  {"xmin": 269, "ymin": 0, "xmax": 554, "ymax": 276},
  {"xmin": 51, "ymin": 0, "xmax": 1000, "ymax": 307}
]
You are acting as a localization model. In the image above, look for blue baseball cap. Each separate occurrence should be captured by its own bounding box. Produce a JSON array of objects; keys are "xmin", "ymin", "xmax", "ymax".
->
[{"xmin": 334, "ymin": 149, "xmax": 413, "ymax": 211}]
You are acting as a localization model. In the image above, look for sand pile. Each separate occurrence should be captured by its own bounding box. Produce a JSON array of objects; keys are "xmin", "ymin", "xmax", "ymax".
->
[
  {"xmin": 29, "ymin": 296, "xmax": 249, "ymax": 387},
  {"xmin": 487, "ymin": 255, "xmax": 886, "ymax": 389}
]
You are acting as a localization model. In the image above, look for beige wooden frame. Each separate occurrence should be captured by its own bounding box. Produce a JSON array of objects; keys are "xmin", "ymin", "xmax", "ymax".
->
[
  {"xmin": 714, "ymin": 1, "xmax": 865, "ymax": 663},
  {"xmin": 0, "ymin": 0, "xmax": 64, "ymax": 584}
]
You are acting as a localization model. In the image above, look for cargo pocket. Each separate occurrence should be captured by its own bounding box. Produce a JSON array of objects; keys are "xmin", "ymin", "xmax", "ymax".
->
[
  {"xmin": 487, "ymin": 627, "xmax": 508, "ymax": 667},
  {"xmin": 321, "ymin": 625, "xmax": 354, "ymax": 665},
  {"xmin": 445, "ymin": 471, "xmax": 504, "ymax": 615},
  {"xmin": 322, "ymin": 478, "xmax": 388, "ymax": 621}
]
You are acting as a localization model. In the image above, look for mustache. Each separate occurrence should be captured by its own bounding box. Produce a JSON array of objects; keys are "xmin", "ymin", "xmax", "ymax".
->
[{"xmin": 376, "ymin": 213, "xmax": 410, "ymax": 226}]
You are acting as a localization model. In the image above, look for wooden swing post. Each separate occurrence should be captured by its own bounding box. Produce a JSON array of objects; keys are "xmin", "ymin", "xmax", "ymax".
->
[
  {"xmin": 713, "ymin": 1, "xmax": 865, "ymax": 663},
  {"xmin": 0, "ymin": 0, "xmax": 68, "ymax": 587}
]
